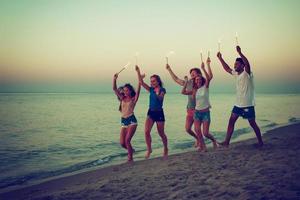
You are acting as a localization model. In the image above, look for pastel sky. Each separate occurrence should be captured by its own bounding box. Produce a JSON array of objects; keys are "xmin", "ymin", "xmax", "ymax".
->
[{"xmin": 0, "ymin": 0, "xmax": 299, "ymax": 92}]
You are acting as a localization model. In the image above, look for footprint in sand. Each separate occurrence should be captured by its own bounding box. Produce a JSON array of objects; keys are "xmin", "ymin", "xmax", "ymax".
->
[
  {"xmin": 112, "ymin": 168, "xmax": 119, "ymax": 172},
  {"xmin": 187, "ymin": 192, "xmax": 200, "ymax": 198},
  {"xmin": 167, "ymin": 161, "xmax": 179, "ymax": 167},
  {"xmin": 163, "ymin": 174, "xmax": 178, "ymax": 180},
  {"xmin": 172, "ymin": 184, "xmax": 187, "ymax": 191},
  {"xmin": 243, "ymin": 184, "xmax": 261, "ymax": 191},
  {"xmin": 258, "ymin": 168, "xmax": 281, "ymax": 176},
  {"xmin": 168, "ymin": 181, "xmax": 178, "ymax": 187}
]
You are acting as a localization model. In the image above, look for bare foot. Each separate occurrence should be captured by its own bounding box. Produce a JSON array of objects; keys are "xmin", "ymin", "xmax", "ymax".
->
[
  {"xmin": 163, "ymin": 148, "xmax": 168, "ymax": 158},
  {"xmin": 213, "ymin": 141, "xmax": 218, "ymax": 149},
  {"xmin": 217, "ymin": 141, "xmax": 229, "ymax": 148},
  {"xmin": 254, "ymin": 142, "xmax": 264, "ymax": 148},
  {"xmin": 197, "ymin": 143, "xmax": 203, "ymax": 152},
  {"xmin": 145, "ymin": 150, "xmax": 152, "ymax": 159},
  {"xmin": 197, "ymin": 146, "xmax": 207, "ymax": 152},
  {"xmin": 198, "ymin": 148, "xmax": 207, "ymax": 152},
  {"xmin": 194, "ymin": 140, "xmax": 198, "ymax": 148}
]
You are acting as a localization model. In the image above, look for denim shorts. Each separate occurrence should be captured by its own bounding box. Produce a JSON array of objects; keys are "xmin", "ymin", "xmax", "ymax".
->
[
  {"xmin": 121, "ymin": 114, "xmax": 137, "ymax": 127},
  {"xmin": 147, "ymin": 109, "xmax": 165, "ymax": 122},
  {"xmin": 194, "ymin": 110, "xmax": 211, "ymax": 122},
  {"xmin": 232, "ymin": 106, "xmax": 255, "ymax": 119}
]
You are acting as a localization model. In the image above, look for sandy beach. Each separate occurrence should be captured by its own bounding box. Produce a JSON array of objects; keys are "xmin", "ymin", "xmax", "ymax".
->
[{"xmin": 1, "ymin": 123, "xmax": 300, "ymax": 200}]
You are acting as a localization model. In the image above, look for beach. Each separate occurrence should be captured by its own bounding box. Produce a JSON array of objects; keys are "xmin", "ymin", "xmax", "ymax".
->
[
  {"xmin": 1, "ymin": 123, "xmax": 300, "ymax": 200},
  {"xmin": 1, "ymin": 93, "xmax": 299, "ymax": 190},
  {"xmin": 1, "ymin": 0, "xmax": 300, "ymax": 199}
]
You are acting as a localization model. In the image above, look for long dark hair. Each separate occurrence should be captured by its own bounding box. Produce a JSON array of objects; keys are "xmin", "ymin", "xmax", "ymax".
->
[
  {"xmin": 124, "ymin": 83, "xmax": 136, "ymax": 97},
  {"xmin": 150, "ymin": 74, "xmax": 163, "ymax": 87},
  {"xmin": 118, "ymin": 84, "xmax": 136, "ymax": 112},
  {"xmin": 189, "ymin": 68, "xmax": 202, "ymax": 76},
  {"xmin": 193, "ymin": 76, "xmax": 206, "ymax": 89}
]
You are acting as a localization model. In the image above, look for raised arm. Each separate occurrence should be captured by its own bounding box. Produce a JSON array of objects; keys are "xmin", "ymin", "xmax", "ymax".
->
[
  {"xmin": 206, "ymin": 57, "xmax": 213, "ymax": 80},
  {"xmin": 134, "ymin": 66, "xmax": 145, "ymax": 103},
  {"xmin": 236, "ymin": 46, "xmax": 251, "ymax": 74},
  {"xmin": 112, "ymin": 73, "xmax": 123, "ymax": 100},
  {"xmin": 200, "ymin": 62, "xmax": 211, "ymax": 88},
  {"xmin": 181, "ymin": 76, "xmax": 193, "ymax": 95},
  {"xmin": 136, "ymin": 65, "xmax": 150, "ymax": 92},
  {"xmin": 217, "ymin": 52, "xmax": 233, "ymax": 75},
  {"xmin": 166, "ymin": 64, "xmax": 185, "ymax": 86}
]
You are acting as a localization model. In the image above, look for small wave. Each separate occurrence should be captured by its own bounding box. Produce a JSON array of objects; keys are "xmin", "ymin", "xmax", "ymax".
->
[
  {"xmin": 260, "ymin": 119, "xmax": 271, "ymax": 122},
  {"xmin": 172, "ymin": 141, "xmax": 194, "ymax": 150},
  {"xmin": 233, "ymin": 127, "xmax": 252, "ymax": 136},
  {"xmin": 0, "ymin": 152, "xmax": 128, "ymax": 190},
  {"xmin": 262, "ymin": 123, "xmax": 278, "ymax": 129},
  {"xmin": 289, "ymin": 117, "xmax": 300, "ymax": 123}
]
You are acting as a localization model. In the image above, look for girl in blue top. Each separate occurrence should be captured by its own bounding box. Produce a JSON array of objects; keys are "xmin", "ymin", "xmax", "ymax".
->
[{"xmin": 136, "ymin": 66, "xmax": 168, "ymax": 159}]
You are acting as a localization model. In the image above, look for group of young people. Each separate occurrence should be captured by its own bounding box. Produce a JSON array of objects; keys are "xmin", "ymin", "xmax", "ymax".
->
[{"xmin": 113, "ymin": 46, "xmax": 264, "ymax": 162}]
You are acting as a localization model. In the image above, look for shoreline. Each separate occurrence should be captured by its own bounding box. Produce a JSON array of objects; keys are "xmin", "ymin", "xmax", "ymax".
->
[
  {"xmin": 1, "ymin": 122, "xmax": 300, "ymax": 199},
  {"xmin": 0, "ymin": 121, "xmax": 295, "ymax": 193},
  {"xmin": 1, "ymin": 122, "xmax": 300, "ymax": 196}
]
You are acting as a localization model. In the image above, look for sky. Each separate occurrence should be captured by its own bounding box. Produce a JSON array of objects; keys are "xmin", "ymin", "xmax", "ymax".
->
[{"xmin": 0, "ymin": 0, "xmax": 299, "ymax": 93}]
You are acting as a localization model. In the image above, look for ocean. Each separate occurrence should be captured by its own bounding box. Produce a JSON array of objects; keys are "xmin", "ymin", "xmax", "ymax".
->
[{"xmin": 0, "ymin": 92, "xmax": 299, "ymax": 192}]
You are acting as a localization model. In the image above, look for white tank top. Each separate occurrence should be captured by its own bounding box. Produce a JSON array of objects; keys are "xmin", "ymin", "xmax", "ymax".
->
[
  {"xmin": 195, "ymin": 86, "xmax": 211, "ymax": 110},
  {"xmin": 121, "ymin": 99, "xmax": 135, "ymax": 118}
]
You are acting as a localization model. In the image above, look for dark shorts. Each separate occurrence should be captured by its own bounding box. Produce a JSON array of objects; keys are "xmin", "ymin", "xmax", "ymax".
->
[
  {"xmin": 194, "ymin": 110, "xmax": 211, "ymax": 122},
  {"xmin": 147, "ymin": 109, "xmax": 165, "ymax": 122},
  {"xmin": 232, "ymin": 106, "xmax": 255, "ymax": 119},
  {"xmin": 121, "ymin": 114, "xmax": 137, "ymax": 127}
]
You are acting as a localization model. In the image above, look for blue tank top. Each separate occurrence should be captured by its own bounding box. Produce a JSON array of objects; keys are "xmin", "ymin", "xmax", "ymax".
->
[{"xmin": 149, "ymin": 87, "xmax": 166, "ymax": 110}]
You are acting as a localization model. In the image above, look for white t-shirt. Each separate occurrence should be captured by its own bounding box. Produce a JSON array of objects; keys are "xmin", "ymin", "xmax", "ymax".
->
[
  {"xmin": 232, "ymin": 70, "xmax": 255, "ymax": 107},
  {"xmin": 195, "ymin": 86, "xmax": 211, "ymax": 110}
]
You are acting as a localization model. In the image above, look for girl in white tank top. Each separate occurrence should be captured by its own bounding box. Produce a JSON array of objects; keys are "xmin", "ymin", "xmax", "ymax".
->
[
  {"xmin": 195, "ymin": 85, "xmax": 211, "ymax": 111},
  {"xmin": 182, "ymin": 57, "xmax": 217, "ymax": 151},
  {"xmin": 113, "ymin": 66, "xmax": 142, "ymax": 162}
]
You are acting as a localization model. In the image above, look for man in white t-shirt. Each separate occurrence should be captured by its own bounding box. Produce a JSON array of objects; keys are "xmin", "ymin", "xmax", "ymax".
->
[{"xmin": 217, "ymin": 46, "xmax": 264, "ymax": 147}]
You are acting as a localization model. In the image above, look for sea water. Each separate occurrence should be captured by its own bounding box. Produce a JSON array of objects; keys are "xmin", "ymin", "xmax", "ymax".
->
[{"xmin": 0, "ymin": 93, "xmax": 299, "ymax": 191}]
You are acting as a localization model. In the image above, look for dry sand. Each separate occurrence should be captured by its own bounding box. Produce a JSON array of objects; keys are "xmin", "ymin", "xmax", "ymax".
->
[{"xmin": 1, "ymin": 123, "xmax": 300, "ymax": 200}]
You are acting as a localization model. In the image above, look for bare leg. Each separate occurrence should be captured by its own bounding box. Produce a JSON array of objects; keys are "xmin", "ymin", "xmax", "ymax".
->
[
  {"xmin": 156, "ymin": 122, "xmax": 168, "ymax": 158},
  {"xmin": 194, "ymin": 120, "xmax": 207, "ymax": 151},
  {"xmin": 120, "ymin": 127, "xmax": 127, "ymax": 149},
  {"xmin": 248, "ymin": 119, "xmax": 264, "ymax": 147},
  {"xmin": 145, "ymin": 117, "xmax": 154, "ymax": 159},
  {"xmin": 185, "ymin": 115, "xmax": 198, "ymax": 147},
  {"xmin": 125, "ymin": 124, "xmax": 137, "ymax": 161},
  {"xmin": 202, "ymin": 121, "xmax": 217, "ymax": 148},
  {"xmin": 218, "ymin": 113, "xmax": 239, "ymax": 147}
]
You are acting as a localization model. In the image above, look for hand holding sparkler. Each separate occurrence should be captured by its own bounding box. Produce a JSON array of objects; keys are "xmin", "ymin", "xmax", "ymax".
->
[
  {"xmin": 165, "ymin": 51, "xmax": 175, "ymax": 64},
  {"xmin": 117, "ymin": 62, "xmax": 131, "ymax": 75}
]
